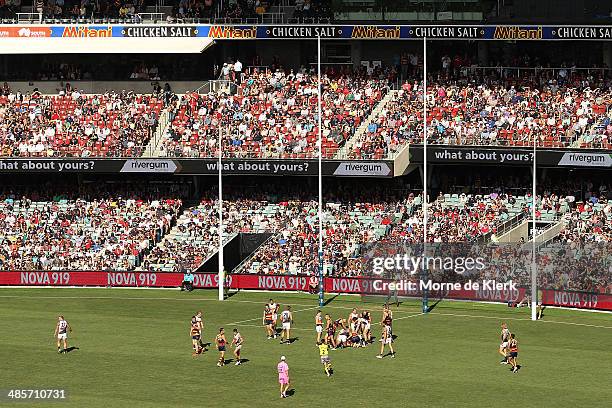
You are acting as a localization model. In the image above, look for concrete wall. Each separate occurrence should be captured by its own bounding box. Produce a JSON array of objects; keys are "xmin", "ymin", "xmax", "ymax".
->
[
  {"xmin": 533, "ymin": 221, "xmax": 566, "ymax": 246},
  {"xmin": 496, "ymin": 220, "xmax": 529, "ymax": 243}
]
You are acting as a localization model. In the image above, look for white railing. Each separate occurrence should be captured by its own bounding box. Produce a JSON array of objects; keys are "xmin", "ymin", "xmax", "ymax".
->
[
  {"xmin": 465, "ymin": 66, "xmax": 611, "ymax": 78},
  {"xmin": 144, "ymin": 109, "xmax": 170, "ymax": 158},
  {"xmin": 137, "ymin": 13, "xmax": 166, "ymax": 23},
  {"xmin": 16, "ymin": 12, "xmax": 42, "ymax": 23}
]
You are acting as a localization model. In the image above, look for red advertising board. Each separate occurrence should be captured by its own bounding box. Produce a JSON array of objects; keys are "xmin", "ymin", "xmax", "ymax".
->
[
  {"xmin": 0, "ymin": 271, "xmax": 309, "ymax": 292},
  {"xmin": 1, "ymin": 272, "xmax": 609, "ymax": 311},
  {"xmin": 541, "ymin": 289, "xmax": 612, "ymax": 311},
  {"xmin": 324, "ymin": 277, "xmax": 527, "ymax": 304}
]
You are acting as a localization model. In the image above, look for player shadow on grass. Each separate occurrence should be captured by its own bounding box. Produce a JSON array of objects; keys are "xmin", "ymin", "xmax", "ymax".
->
[
  {"xmin": 285, "ymin": 389, "xmax": 295, "ymax": 397},
  {"xmin": 63, "ymin": 346, "xmax": 79, "ymax": 353},
  {"xmin": 323, "ymin": 294, "xmax": 339, "ymax": 306},
  {"xmin": 426, "ymin": 298, "xmax": 443, "ymax": 312}
]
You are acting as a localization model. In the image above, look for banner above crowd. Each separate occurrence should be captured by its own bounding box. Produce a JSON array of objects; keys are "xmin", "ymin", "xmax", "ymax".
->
[
  {"xmin": 1, "ymin": 24, "xmax": 612, "ymax": 41},
  {"xmin": 0, "ymin": 147, "xmax": 610, "ymax": 175},
  {"xmin": 0, "ymin": 158, "xmax": 395, "ymax": 177},
  {"xmin": 408, "ymin": 146, "xmax": 612, "ymax": 168}
]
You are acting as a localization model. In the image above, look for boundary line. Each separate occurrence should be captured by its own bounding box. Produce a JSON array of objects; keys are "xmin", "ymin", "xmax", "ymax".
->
[
  {"xmin": 0, "ymin": 289, "xmax": 609, "ymax": 329},
  {"xmin": 429, "ymin": 311, "xmax": 612, "ymax": 330},
  {"xmin": 0, "ymin": 292, "xmax": 417, "ymax": 314}
]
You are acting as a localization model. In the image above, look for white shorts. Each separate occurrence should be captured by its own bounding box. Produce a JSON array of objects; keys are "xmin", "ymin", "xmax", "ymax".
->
[
  {"xmin": 363, "ymin": 322, "xmax": 371, "ymax": 331},
  {"xmin": 272, "ymin": 314, "xmax": 278, "ymax": 322},
  {"xmin": 338, "ymin": 334, "xmax": 348, "ymax": 343},
  {"xmin": 315, "ymin": 325, "xmax": 323, "ymax": 333},
  {"xmin": 384, "ymin": 337, "xmax": 393, "ymax": 345},
  {"xmin": 234, "ymin": 345, "xmax": 242, "ymax": 352},
  {"xmin": 282, "ymin": 322, "xmax": 291, "ymax": 330},
  {"xmin": 500, "ymin": 342, "xmax": 508, "ymax": 349},
  {"xmin": 57, "ymin": 333, "xmax": 67, "ymax": 340}
]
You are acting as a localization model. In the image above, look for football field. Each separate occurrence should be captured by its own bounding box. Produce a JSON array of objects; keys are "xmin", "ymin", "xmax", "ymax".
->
[{"xmin": 0, "ymin": 287, "xmax": 610, "ymax": 408}]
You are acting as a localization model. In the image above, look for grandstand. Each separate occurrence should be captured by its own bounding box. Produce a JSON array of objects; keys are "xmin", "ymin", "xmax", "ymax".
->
[{"xmin": 0, "ymin": 6, "xmax": 611, "ymax": 407}]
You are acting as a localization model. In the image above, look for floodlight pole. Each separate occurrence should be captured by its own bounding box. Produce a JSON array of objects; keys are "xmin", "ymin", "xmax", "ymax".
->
[
  {"xmin": 531, "ymin": 130, "xmax": 537, "ymax": 320},
  {"xmin": 317, "ymin": 34, "xmax": 324, "ymax": 308},
  {"xmin": 218, "ymin": 124, "xmax": 224, "ymax": 301},
  {"xmin": 422, "ymin": 36, "xmax": 429, "ymax": 314}
]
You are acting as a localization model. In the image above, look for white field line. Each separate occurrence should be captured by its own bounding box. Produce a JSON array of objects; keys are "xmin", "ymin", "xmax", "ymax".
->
[
  {"xmin": 428, "ymin": 311, "xmax": 612, "ymax": 330},
  {"xmin": 1, "ymin": 290, "xmax": 609, "ymax": 329},
  {"xmin": 0, "ymin": 292, "xmax": 418, "ymax": 314}
]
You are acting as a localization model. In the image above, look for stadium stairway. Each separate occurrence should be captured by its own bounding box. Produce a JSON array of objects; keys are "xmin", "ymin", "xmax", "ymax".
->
[
  {"xmin": 333, "ymin": 89, "xmax": 397, "ymax": 159},
  {"xmin": 200, "ymin": 233, "xmax": 274, "ymax": 274},
  {"xmin": 146, "ymin": 107, "xmax": 173, "ymax": 158}
]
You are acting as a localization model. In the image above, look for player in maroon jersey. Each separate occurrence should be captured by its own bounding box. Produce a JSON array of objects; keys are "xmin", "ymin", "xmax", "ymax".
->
[
  {"xmin": 263, "ymin": 304, "xmax": 275, "ymax": 339},
  {"xmin": 215, "ymin": 327, "xmax": 227, "ymax": 367},
  {"xmin": 324, "ymin": 314, "xmax": 337, "ymax": 349}
]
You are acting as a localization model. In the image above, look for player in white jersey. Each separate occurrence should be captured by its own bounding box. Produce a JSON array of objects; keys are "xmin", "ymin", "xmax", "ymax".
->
[
  {"xmin": 54, "ymin": 315, "xmax": 72, "ymax": 354},
  {"xmin": 499, "ymin": 322, "xmax": 510, "ymax": 364},
  {"xmin": 377, "ymin": 323, "xmax": 395, "ymax": 359},
  {"xmin": 269, "ymin": 299, "xmax": 279, "ymax": 334},
  {"xmin": 315, "ymin": 310, "xmax": 324, "ymax": 343},
  {"xmin": 348, "ymin": 308, "xmax": 360, "ymax": 333},
  {"xmin": 280, "ymin": 306, "xmax": 293, "ymax": 344},
  {"xmin": 195, "ymin": 311, "xmax": 204, "ymax": 348},
  {"xmin": 231, "ymin": 328, "xmax": 244, "ymax": 365}
]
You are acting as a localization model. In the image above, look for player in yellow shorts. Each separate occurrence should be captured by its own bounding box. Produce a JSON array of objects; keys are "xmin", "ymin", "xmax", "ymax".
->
[{"xmin": 317, "ymin": 341, "xmax": 333, "ymax": 377}]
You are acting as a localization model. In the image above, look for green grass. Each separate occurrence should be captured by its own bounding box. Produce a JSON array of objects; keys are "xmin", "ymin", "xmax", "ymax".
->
[{"xmin": 0, "ymin": 288, "xmax": 610, "ymax": 408}]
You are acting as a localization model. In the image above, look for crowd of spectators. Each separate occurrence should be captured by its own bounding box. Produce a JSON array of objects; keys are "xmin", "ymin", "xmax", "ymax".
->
[
  {"xmin": 171, "ymin": 0, "xmax": 215, "ymax": 20},
  {"xmin": 0, "ymin": 65, "xmax": 609, "ymax": 159},
  {"xmin": 0, "ymin": 184, "xmax": 183, "ymax": 271},
  {"xmin": 357, "ymin": 78, "xmax": 612, "ymax": 152},
  {"xmin": 0, "ymin": 89, "xmax": 164, "ymax": 157},
  {"xmin": 160, "ymin": 67, "xmax": 388, "ymax": 158},
  {"xmin": 33, "ymin": 0, "xmax": 146, "ymax": 20},
  {"xmin": 0, "ymin": 179, "xmax": 608, "ymax": 293},
  {"xmin": 209, "ymin": 0, "xmax": 331, "ymax": 22}
]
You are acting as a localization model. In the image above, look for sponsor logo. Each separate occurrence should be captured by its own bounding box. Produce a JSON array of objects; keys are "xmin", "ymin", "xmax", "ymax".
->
[
  {"xmin": 414, "ymin": 26, "xmax": 479, "ymax": 38},
  {"xmin": 62, "ymin": 26, "xmax": 112, "ymax": 38},
  {"xmin": 120, "ymin": 159, "xmax": 178, "ymax": 173},
  {"xmin": 555, "ymin": 27, "xmax": 612, "ymax": 39},
  {"xmin": 0, "ymin": 27, "xmax": 51, "ymax": 38},
  {"xmin": 333, "ymin": 162, "xmax": 392, "ymax": 176},
  {"xmin": 122, "ymin": 26, "xmax": 197, "ymax": 37},
  {"xmin": 494, "ymin": 26, "xmax": 542, "ymax": 40},
  {"xmin": 208, "ymin": 26, "xmax": 257, "ymax": 39},
  {"xmin": 557, "ymin": 152, "xmax": 612, "ymax": 167},
  {"xmin": 269, "ymin": 26, "xmax": 338, "ymax": 38},
  {"xmin": 351, "ymin": 26, "xmax": 400, "ymax": 39}
]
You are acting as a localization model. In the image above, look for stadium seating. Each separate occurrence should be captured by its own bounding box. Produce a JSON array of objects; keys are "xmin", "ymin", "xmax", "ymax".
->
[
  {"xmin": 0, "ymin": 91, "xmax": 163, "ymax": 158},
  {"xmin": 0, "ymin": 195, "xmax": 181, "ymax": 270},
  {"xmin": 0, "ymin": 73, "xmax": 611, "ymax": 159},
  {"xmin": 159, "ymin": 70, "xmax": 387, "ymax": 159},
  {"xmin": 0, "ymin": 183, "xmax": 608, "ymax": 294}
]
